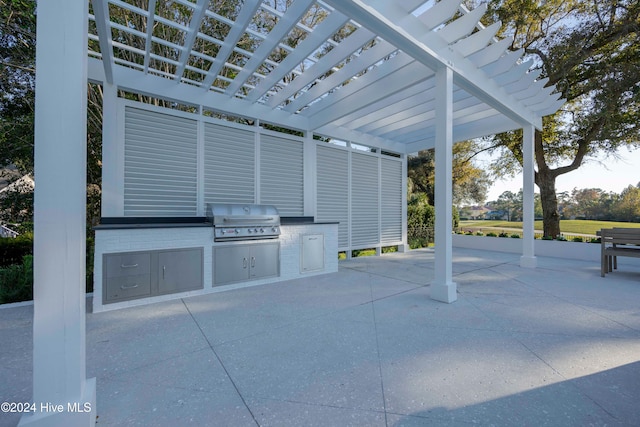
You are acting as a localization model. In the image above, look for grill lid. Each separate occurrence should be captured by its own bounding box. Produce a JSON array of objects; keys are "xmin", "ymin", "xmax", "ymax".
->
[
  {"xmin": 207, "ymin": 203, "xmax": 281, "ymax": 241},
  {"xmin": 206, "ymin": 203, "xmax": 280, "ymax": 227}
]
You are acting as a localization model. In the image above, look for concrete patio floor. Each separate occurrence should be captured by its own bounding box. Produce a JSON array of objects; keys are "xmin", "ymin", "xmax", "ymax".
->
[{"xmin": 2, "ymin": 248, "xmax": 640, "ymax": 426}]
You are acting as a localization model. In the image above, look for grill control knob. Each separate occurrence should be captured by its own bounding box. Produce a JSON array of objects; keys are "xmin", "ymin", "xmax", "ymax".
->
[
  {"xmin": 272, "ymin": 227, "xmax": 277, "ymax": 233},
  {"xmin": 259, "ymin": 228, "xmax": 264, "ymax": 233},
  {"xmin": 248, "ymin": 228, "xmax": 253, "ymax": 233}
]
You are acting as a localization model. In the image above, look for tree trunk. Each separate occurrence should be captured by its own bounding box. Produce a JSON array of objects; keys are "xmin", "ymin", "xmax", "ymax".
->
[{"xmin": 537, "ymin": 169, "xmax": 561, "ymax": 238}]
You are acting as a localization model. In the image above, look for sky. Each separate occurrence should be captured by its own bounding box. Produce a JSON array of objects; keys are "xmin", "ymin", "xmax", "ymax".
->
[{"xmin": 483, "ymin": 147, "xmax": 640, "ymax": 202}]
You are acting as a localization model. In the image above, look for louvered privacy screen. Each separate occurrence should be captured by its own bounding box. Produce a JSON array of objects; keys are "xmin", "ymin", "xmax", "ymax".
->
[
  {"xmin": 260, "ymin": 134, "xmax": 304, "ymax": 216},
  {"xmin": 204, "ymin": 123, "xmax": 255, "ymax": 205},
  {"xmin": 351, "ymin": 152, "xmax": 380, "ymax": 247},
  {"xmin": 121, "ymin": 102, "xmax": 403, "ymax": 251},
  {"xmin": 316, "ymin": 145, "xmax": 349, "ymax": 248},
  {"xmin": 381, "ymin": 158, "xmax": 403, "ymax": 243},
  {"xmin": 124, "ymin": 107, "xmax": 198, "ymax": 216}
]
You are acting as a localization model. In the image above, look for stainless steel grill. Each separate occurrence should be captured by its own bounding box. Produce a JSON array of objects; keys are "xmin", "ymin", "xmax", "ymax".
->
[{"xmin": 207, "ymin": 203, "xmax": 281, "ymax": 241}]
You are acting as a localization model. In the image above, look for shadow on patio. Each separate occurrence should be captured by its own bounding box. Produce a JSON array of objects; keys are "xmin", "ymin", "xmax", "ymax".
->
[{"xmin": 1, "ymin": 248, "xmax": 639, "ymax": 426}]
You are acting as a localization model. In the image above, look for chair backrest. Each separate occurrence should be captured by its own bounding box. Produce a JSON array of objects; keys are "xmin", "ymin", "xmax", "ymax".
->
[{"xmin": 600, "ymin": 228, "xmax": 640, "ymax": 246}]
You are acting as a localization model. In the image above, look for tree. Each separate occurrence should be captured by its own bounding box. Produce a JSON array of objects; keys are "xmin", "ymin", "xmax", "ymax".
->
[
  {"xmin": 493, "ymin": 190, "xmax": 522, "ymax": 221},
  {"xmin": 571, "ymin": 188, "xmax": 606, "ymax": 219},
  {"xmin": 0, "ymin": 0, "xmax": 36, "ymax": 175},
  {"xmin": 408, "ymin": 141, "xmax": 492, "ymax": 207},
  {"xmin": 614, "ymin": 185, "xmax": 640, "ymax": 221},
  {"xmin": 482, "ymin": 0, "xmax": 640, "ymax": 237}
]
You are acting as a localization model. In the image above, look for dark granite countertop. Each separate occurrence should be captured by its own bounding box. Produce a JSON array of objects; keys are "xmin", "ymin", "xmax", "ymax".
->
[{"xmin": 94, "ymin": 217, "xmax": 338, "ymax": 230}]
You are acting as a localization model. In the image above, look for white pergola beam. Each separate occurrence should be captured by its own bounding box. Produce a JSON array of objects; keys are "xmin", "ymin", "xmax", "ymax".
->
[
  {"xmin": 436, "ymin": 2, "xmax": 487, "ymax": 44},
  {"xmin": 307, "ymin": 59, "xmax": 434, "ymax": 129},
  {"xmin": 482, "ymin": 50, "xmax": 523, "ymax": 77},
  {"xmin": 246, "ymin": 10, "xmax": 350, "ymax": 103},
  {"xmin": 367, "ymin": 91, "xmax": 480, "ymax": 137},
  {"xmin": 333, "ymin": 77, "xmax": 438, "ymax": 128},
  {"xmin": 88, "ymin": 58, "xmax": 310, "ymax": 131},
  {"xmin": 174, "ymin": 0, "xmax": 209, "ymax": 81},
  {"xmin": 282, "ymin": 39, "xmax": 398, "ymax": 113},
  {"xmin": 143, "ymin": 0, "xmax": 157, "ymax": 73},
  {"xmin": 467, "ymin": 37, "xmax": 513, "ymax": 68},
  {"xmin": 201, "ymin": 1, "xmax": 262, "ymax": 88},
  {"xmin": 314, "ymin": 123, "xmax": 407, "ymax": 153},
  {"xmin": 267, "ymin": 26, "xmax": 377, "ymax": 108},
  {"xmin": 90, "ymin": 0, "xmax": 113, "ymax": 83},
  {"xmin": 454, "ymin": 22, "xmax": 501, "ymax": 57},
  {"xmin": 224, "ymin": 0, "xmax": 315, "ymax": 96},
  {"xmin": 322, "ymin": 0, "xmax": 543, "ymax": 129},
  {"xmin": 415, "ymin": 0, "xmax": 461, "ymax": 30}
]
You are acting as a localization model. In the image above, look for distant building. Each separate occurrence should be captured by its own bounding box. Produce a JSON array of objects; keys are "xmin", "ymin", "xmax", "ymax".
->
[{"xmin": 460, "ymin": 205, "xmax": 491, "ymax": 220}]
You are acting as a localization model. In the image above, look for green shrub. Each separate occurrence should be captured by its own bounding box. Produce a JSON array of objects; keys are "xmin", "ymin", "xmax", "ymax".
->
[
  {"xmin": 0, "ymin": 233, "xmax": 33, "ymax": 267},
  {"xmin": 510, "ymin": 234, "xmax": 521, "ymax": 238},
  {"xmin": 541, "ymin": 236, "xmax": 553, "ymax": 240},
  {"xmin": 465, "ymin": 231, "xmax": 473, "ymax": 235},
  {"xmin": 486, "ymin": 232, "xmax": 497, "ymax": 237},
  {"xmin": 572, "ymin": 237, "xmax": 584, "ymax": 242},
  {"xmin": 475, "ymin": 231, "xmax": 484, "ymax": 236},
  {"xmin": 382, "ymin": 246, "xmax": 397, "ymax": 254},
  {"xmin": 556, "ymin": 235, "xmax": 567, "ymax": 241},
  {"xmin": 498, "ymin": 232, "xmax": 509, "ymax": 238},
  {"xmin": 590, "ymin": 237, "xmax": 601, "ymax": 244},
  {"xmin": 0, "ymin": 255, "xmax": 33, "ymax": 304},
  {"xmin": 352, "ymin": 248, "xmax": 376, "ymax": 258}
]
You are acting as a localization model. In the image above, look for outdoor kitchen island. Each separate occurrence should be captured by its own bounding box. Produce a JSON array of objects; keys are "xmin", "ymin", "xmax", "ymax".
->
[{"xmin": 92, "ymin": 215, "xmax": 338, "ymax": 312}]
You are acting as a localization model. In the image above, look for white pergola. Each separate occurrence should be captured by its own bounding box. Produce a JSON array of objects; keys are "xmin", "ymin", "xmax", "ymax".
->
[{"xmin": 25, "ymin": 0, "xmax": 562, "ymax": 425}]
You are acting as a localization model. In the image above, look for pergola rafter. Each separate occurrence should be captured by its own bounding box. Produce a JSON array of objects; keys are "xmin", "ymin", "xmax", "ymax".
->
[{"xmin": 85, "ymin": 0, "xmax": 563, "ymax": 152}]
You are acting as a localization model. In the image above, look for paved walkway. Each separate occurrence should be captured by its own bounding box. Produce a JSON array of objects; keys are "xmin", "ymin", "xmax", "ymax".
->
[{"xmin": 2, "ymin": 248, "xmax": 640, "ymax": 426}]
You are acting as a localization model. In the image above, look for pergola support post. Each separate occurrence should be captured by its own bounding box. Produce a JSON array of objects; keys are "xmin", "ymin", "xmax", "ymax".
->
[
  {"xmin": 20, "ymin": 1, "xmax": 96, "ymax": 426},
  {"xmin": 520, "ymin": 124, "xmax": 537, "ymax": 268},
  {"xmin": 101, "ymin": 82, "xmax": 120, "ymax": 217},
  {"xmin": 431, "ymin": 66, "xmax": 457, "ymax": 303}
]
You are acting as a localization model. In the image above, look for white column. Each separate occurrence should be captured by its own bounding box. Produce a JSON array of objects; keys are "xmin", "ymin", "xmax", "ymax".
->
[
  {"xmin": 100, "ymin": 82, "xmax": 121, "ymax": 217},
  {"xmin": 20, "ymin": 0, "xmax": 96, "ymax": 426},
  {"xmin": 520, "ymin": 124, "xmax": 537, "ymax": 268},
  {"xmin": 398, "ymin": 154, "xmax": 409, "ymax": 252},
  {"xmin": 303, "ymin": 132, "xmax": 316, "ymax": 217},
  {"xmin": 431, "ymin": 66, "xmax": 457, "ymax": 303}
]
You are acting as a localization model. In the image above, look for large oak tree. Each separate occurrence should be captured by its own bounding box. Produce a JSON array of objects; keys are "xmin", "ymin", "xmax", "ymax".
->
[{"xmin": 481, "ymin": 0, "xmax": 640, "ymax": 237}]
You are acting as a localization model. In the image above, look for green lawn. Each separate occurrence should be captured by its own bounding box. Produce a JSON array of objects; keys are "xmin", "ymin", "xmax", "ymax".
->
[{"xmin": 459, "ymin": 220, "xmax": 640, "ymax": 236}]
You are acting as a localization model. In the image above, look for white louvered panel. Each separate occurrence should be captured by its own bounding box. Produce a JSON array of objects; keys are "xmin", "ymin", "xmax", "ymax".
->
[
  {"xmin": 316, "ymin": 145, "xmax": 349, "ymax": 248},
  {"xmin": 124, "ymin": 107, "xmax": 198, "ymax": 216},
  {"xmin": 351, "ymin": 153, "xmax": 379, "ymax": 247},
  {"xmin": 381, "ymin": 158, "xmax": 403, "ymax": 243},
  {"xmin": 203, "ymin": 123, "xmax": 255, "ymax": 205},
  {"xmin": 260, "ymin": 134, "xmax": 304, "ymax": 216}
]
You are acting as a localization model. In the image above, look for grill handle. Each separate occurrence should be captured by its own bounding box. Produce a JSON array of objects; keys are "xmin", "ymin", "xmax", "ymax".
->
[{"xmin": 222, "ymin": 216, "xmax": 275, "ymax": 223}]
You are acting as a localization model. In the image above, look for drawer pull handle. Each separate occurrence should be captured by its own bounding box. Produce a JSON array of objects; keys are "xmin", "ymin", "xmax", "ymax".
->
[
  {"xmin": 120, "ymin": 283, "xmax": 139, "ymax": 290},
  {"xmin": 251, "ymin": 256, "xmax": 256, "ymax": 267},
  {"xmin": 121, "ymin": 263, "xmax": 139, "ymax": 269},
  {"xmin": 243, "ymin": 257, "xmax": 247, "ymax": 269}
]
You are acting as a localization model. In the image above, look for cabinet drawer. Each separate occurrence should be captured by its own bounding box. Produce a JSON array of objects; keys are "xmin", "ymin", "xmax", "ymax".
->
[
  {"xmin": 105, "ymin": 253, "xmax": 151, "ymax": 278},
  {"xmin": 105, "ymin": 274, "xmax": 151, "ymax": 302}
]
